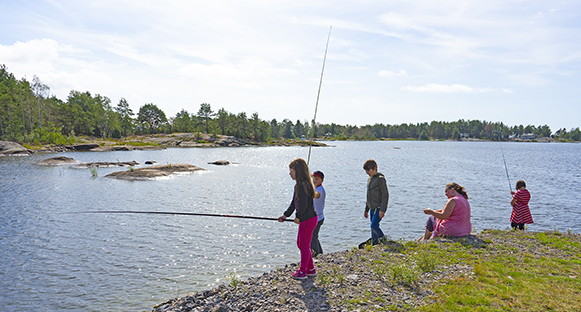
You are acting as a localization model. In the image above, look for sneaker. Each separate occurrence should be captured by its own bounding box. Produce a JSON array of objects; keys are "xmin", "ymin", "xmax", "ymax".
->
[
  {"xmin": 306, "ymin": 269, "xmax": 317, "ymax": 277},
  {"xmin": 292, "ymin": 270, "xmax": 307, "ymax": 280}
]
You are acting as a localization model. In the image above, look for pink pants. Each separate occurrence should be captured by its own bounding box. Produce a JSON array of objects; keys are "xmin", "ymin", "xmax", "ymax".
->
[{"xmin": 297, "ymin": 216, "xmax": 318, "ymax": 273}]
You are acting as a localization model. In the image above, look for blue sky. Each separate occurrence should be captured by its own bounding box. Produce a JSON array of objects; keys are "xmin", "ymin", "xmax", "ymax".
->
[{"xmin": 1, "ymin": 0, "xmax": 580, "ymax": 131}]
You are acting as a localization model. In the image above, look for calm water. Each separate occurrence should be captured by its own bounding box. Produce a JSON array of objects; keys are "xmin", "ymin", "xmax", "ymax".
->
[{"xmin": 1, "ymin": 141, "xmax": 580, "ymax": 311}]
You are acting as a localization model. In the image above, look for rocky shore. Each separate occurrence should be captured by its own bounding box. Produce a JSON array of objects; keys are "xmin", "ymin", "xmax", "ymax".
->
[
  {"xmin": 151, "ymin": 230, "xmax": 580, "ymax": 312},
  {"xmin": 152, "ymin": 235, "xmax": 485, "ymax": 312},
  {"xmin": 0, "ymin": 134, "xmax": 327, "ymax": 156}
]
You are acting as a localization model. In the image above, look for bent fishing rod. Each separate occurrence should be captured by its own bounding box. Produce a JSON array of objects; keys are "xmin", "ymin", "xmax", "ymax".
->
[
  {"xmin": 72, "ymin": 210, "xmax": 295, "ymax": 222},
  {"xmin": 307, "ymin": 25, "xmax": 332, "ymax": 166},
  {"xmin": 500, "ymin": 144, "xmax": 512, "ymax": 192}
]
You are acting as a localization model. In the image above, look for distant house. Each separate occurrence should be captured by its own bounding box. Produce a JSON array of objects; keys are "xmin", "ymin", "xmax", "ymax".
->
[
  {"xmin": 521, "ymin": 133, "xmax": 536, "ymax": 140},
  {"xmin": 460, "ymin": 133, "xmax": 469, "ymax": 138}
]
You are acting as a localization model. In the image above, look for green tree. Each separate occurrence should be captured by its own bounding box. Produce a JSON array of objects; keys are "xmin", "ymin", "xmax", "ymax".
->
[
  {"xmin": 282, "ymin": 118, "xmax": 294, "ymax": 139},
  {"xmin": 137, "ymin": 103, "xmax": 167, "ymax": 133},
  {"xmin": 173, "ymin": 109, "xmax": 193, "ymax": 133},
  {"xmin": 216, "ymin": 108, "xmax": 229, "ymax": 135},
  {"xmin": 270, "ymin": 119, "xmax": 279, "ymax": 138},
  {"xmin": 31, "ymin": 75, "xmax": 50, "ymax": 131},
  {"xmin": 570, "ymin": 128, "xmax": 581, "ymax": 141},
  {"xmin": 197, "ymin": 103, "xmax": 214, "ymax": 133},
  {"xmin": 94, "ymin": 94, "xmax": 118, "ymax": 138},
  {"xmin": 235, "ymin": 112, "xmax": 248, "ymax": 138},
  {"xmin": 115, "ymin": 98, "xmax": 134, "ymax": 137},
  {"xmin": 251, "ymin": 112, "xmax": 260, "ymax": 140}
]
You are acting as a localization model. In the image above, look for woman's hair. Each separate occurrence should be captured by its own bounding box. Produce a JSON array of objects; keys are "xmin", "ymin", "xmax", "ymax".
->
[
  {"xmin": 363, "ymin": 159, "xmax": 377, "ymax": 171},
  {"xmin": 289, "ymin": 158, "xmax": 315, "ymax": 198},
  {"xmin": 516, "ymin": 180, "xmax": 526, "ymax": 189},
  {"xmin": 446, "ymin": 182, "xmax": 469, "ymax": 199}
]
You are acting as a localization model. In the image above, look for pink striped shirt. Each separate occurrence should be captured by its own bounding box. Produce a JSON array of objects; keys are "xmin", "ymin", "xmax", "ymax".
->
[{"xmin": 511, "ymin": 189, "xmax": 533, "ymax": 224}]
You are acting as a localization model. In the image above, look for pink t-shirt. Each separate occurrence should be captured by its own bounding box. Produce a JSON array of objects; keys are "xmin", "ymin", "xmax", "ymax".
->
[{"xmin": 433, "ymin": 195, "xmax": 472, "ymax": 237}]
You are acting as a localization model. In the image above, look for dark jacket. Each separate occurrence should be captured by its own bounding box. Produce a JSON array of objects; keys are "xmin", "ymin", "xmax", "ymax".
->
[
  {"xmin": 365, "ymin": 173, "xmax": 389, "ymax": 213},
  {"xmin": 284, "ymin": 181, "xmax": 317, "ymax": 222}
]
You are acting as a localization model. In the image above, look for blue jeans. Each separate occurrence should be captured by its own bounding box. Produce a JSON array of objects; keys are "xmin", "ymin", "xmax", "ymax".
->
[{"xmin": 370, "ymin": 208, "xmax": 385, "ymax": 245}]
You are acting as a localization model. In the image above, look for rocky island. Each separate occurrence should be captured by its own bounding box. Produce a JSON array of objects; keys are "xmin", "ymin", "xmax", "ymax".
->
[{"xmin": 105, "ymin": 163, "xmax": 205, "ymax": 180}]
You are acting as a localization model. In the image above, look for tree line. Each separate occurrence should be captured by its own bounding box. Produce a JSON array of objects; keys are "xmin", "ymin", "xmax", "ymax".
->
[{"xmin": 1, "ymin": 64, "xmax": 580, "ymax": 144}]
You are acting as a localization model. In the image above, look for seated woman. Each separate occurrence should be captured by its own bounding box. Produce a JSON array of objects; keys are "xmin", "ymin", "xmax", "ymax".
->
[{"xmin": 423, "ymin": 183, "xmax": 472, "ymax": 240}]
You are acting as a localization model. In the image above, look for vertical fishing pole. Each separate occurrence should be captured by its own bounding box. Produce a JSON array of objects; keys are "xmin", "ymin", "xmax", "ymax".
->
[
  {"xmin": 307, "ymin": 26, "xmax": 332, "ymax": 166},
  {"xmin": 500, "ymin": 144, "xmax": 512, "ymax": 192}
]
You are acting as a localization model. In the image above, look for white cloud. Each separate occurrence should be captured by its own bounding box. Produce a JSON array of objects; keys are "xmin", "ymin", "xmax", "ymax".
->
[
  {"xmin": 378, "ymin": 70, "xmax": 407, "ymax": 78},
  {"xmin": 401, "ymin": 83, "xmax": 492, "ymax": 93},
  {"xmin": 0, "ymin": 39, "xmax": 59, "ymax": 71},
  {"xmin": 1, "ymin": 0, "xmax": 580, "ymax": 130}
]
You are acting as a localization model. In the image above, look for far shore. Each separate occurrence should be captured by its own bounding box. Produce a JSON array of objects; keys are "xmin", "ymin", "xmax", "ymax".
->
[{"xmin": 1, "ymin": 133, "xmax": 576, "ymax": 156}]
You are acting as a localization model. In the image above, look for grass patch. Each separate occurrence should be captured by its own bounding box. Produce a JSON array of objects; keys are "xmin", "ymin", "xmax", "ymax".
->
[
  {"xmin": 417, "ymin": 231, "xmax": 581, "ymax": 311},
  {"xmin": 324, "ymin": 230, "xmax": 579, "ymax": 311}
]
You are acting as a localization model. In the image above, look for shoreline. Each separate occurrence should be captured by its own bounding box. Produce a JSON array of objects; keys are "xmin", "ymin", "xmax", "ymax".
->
[
  {"xmin": 2, "ymin": 134, "xmax": 576, "ymax": 156},
  {"xmin": 151, "ymin": 230, "xmax": 581, "ymax": 311}
]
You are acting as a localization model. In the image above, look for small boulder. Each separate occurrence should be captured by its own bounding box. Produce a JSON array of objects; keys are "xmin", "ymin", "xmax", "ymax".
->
[
  {"xmin": 208, "ymin": 160, "xmax": 230, "ymax": 165},
  {"xmin": 145, "ymin": 160, "xmax": 158, "ymax": 165}
]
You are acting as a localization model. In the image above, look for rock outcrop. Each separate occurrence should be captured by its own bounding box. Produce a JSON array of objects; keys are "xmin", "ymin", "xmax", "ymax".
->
[
  {"xmin": 73, "ymin": 161, "xmax": 139, "ymax": 168},
  {"xmin": 67, "ymin": 143, "xmax": 100, "ymax": 150},
  {"xmin": 0, "ymin": 141, "xmax": 32, "ymax": 156},
  {"xmin": 105, "ymin": 163, "xmax": 205, "ymax": 180},
  {"xmin": 90, "ymin": 145, "xmax": 165, "ymax": 152},
  {"xmin": 37, "ymin": 156, "xmax": 80, "ymax": 165}
]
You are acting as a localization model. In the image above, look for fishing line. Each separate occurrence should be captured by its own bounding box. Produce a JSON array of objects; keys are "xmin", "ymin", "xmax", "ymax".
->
[
  {"xmin": 307, "ymin": 25, "xmax": 332, "ymax": 166},
  {"xmin": 500, "ymin": 144, "xmax": 512, "ymax": 192},
  {"xmin": 70, "ymin": 210, "xmax": 295, "ymax": 222}
]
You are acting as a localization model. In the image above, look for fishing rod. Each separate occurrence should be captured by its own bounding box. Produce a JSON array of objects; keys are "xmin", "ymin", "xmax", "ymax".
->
[
  {"xmin": 500, "ymin": 144, "xmax": 512, "ymax": 192},
  {"xmin": 307, "ymin": 25, "xmax": 332, "ymax": 166},
  {"xmin": 72, "ymin": 210, "xmax": 296, "ymax": 222}
]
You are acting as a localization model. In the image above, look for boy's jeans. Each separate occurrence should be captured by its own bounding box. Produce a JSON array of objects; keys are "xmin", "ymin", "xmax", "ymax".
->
[{"xmin": 370, "ymin": 208, "xmax": 385, "ymax": 245}]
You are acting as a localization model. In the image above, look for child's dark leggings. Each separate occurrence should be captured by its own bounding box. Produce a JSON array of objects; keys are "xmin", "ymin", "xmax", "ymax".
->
[{"xmin": 511, "ymin": 222, "xmax": 525, "ymax": 230}]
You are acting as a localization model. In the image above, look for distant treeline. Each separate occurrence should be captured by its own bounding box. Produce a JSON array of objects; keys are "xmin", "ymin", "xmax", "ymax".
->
[{"xmin": 1, "ymin": 64, "xmax": 580, "ymax": 144}]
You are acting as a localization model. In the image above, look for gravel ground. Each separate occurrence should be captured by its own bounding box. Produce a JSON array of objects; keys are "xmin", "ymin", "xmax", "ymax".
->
[{"xmin": 151, "ymin": 231, "xmax": 580, "ymax": 312}]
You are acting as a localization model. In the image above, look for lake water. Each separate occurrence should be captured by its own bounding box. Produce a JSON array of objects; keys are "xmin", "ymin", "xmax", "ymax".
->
[{"xmin": 1, "ymin": 141, "xmax": 580, "ymax": 311}]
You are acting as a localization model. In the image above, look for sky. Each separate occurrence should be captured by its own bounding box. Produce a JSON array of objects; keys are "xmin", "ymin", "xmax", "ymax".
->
[{"xmin": 1, "ymin": 0, "xmax": 580, "ymax": 131}]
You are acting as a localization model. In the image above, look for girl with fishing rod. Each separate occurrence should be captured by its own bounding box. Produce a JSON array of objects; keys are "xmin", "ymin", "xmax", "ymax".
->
[
  {"xmin": 510, "ymin": 180, "xmax": 533, "ymax": 230},
  {"xmin": 278, "ymin": 158, "xmax": 318, "ymax": 280},
  {"xmin": 501, "ymin": 145, "xmax": 533, "ymax": 230},
  {"xmin": 276, "ymin": 26, "xmax": 331, "ymax": 280}
]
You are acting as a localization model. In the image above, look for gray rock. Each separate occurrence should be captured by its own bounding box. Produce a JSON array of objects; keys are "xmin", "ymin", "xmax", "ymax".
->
[
  {"xmin": 73, "ymin": 161, "xmax": 139, "ymax": 168},
  {"xmin": 105, "ymin": 163, "xmax": 205, "ymax": 180},
  {"xmin": 208, "ymin": 160, "xmax": 230, "ymax": 165},
  {"xmin": 38, "ymin": 156, "xmax": 80, "ymax": 165},
  {"xmin": 0, "ymin": 141, "xmax": 32, "ymax": 156},
  {"xmin": 68, "ymin": 143, "xmax": 100, "ymax": 150}
]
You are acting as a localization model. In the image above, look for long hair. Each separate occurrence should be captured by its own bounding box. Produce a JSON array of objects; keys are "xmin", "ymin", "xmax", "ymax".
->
[
  {"xmin": 446, "ymin": 182, "xmax": 469, "ymax": 199},
  {"xmin": 289, "ymin": 158, "xmax": 315, "ymax": 199}
]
